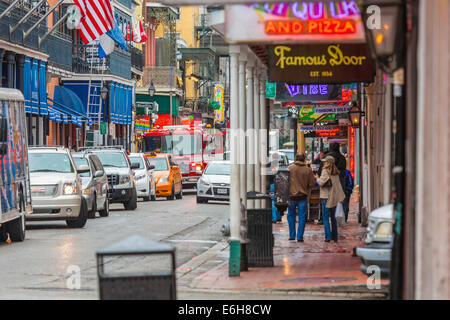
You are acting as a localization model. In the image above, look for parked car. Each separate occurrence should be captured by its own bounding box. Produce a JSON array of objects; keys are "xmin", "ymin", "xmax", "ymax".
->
[
  {"xmin": 79, "ymin": 146, "xmax": 138, "ymax": 210},
  {"xmin": 145, "ymin": 153, "xmax": 182, "ymax": 200},
  {"xmin": 197, "ymin": 161, "xmax": 230, "ymax": 204},
  {"xmin": 72, "ymin": 152, "xmax": 109, "ymax": 218},
  {"xmin": 129, "ymin": 153, "xmax": 156, "ymax": 201},
  {"xmin": 27, "ymin": 146, "xmax": 89, "ymax": 228},
  {"xmin": 356, "ymin": 204, "xmax": 394, "ymax": 278},
  {"xmin": 0, "ymin": 88, "xmax": 31, "ymax": 242},
  {"xmin": 276, "ymin": 149, "xmax": 294, "ymax": 164}
]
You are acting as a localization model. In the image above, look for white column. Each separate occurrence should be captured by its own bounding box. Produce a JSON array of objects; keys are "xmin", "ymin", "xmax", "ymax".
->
[
  {"xmin": 229, "ymin": 45, "xmax": 241, "ymax": 242},
  {"xmin": 253, "ymin": 62, "xmax": 261, "ymax": 209},
  {"xmin": 238, "ymin": 48, "xmax": 247, "ymax": 205},
  {"xmin": 246, "ymin": 55, "xmax": 255, "ymax": 209},
  {"xmin": 259, "ymin": 67, "xmax": 268, "ymax": 203}
]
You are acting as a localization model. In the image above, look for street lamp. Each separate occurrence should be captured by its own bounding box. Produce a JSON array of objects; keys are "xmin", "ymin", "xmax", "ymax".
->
[
  {"xmin": 100, "ymin": 84, "xmax": 109, "ymax": 101},
  {"xmin": 148, "ymin": 80, "xmax": 156, "ymax": 98},
  {"xmin": 362, "ymin": 0, "xmax": 406, "ymax": 72},
  {"xmin": 348, "ymin": 102, "xmax": 365, "ymax": 128}
]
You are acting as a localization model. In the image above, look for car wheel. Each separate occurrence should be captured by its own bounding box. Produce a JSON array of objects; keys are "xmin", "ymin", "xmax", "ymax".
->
[
  {"xmin": 66, "ymin": 198, "xmax": 88, "ymax": 228},
  {"xmin": 124, "ymin": 188, "xmax": 138, "ymax": 210},
  {"xmin": 8, "ymin": 192, "xmax": 26, "ymax": 242},
  {"xmin": 99, "ymin": 197, "xmax": 109, "ymax": 217},
  {"xmin": 175, "ymin": 185, "xmax": 183, "ymax": 199},
  {"xmin": 88, "ymin": 195, "xmax": 97, "ymax": 219},
  {"xmin": 167, "ymin": 185, "xmax": 175, "ymax": 200}
]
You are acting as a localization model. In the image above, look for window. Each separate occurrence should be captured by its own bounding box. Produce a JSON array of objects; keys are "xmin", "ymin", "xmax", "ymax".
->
[
  {"xmin": 73, "ymin": 157, "xmax": 91, "ymax": 177},
  {"xmin": 148, "ymin": 158, "xmax": 169, "ymax": 171},
  {"xmin": 94, "ymin": 152, "xmax": 128, "ymax": 168},
  {"xmin": 129, "ymin": 156, "xmax": 145, "ymax": 169},
  {"xmin": 29, "ymin": 153, "xmax": 74, "ymax": 173},
  {"xmin": 205, "ymin": 163, "xmax": 230, "ymax": 176}
]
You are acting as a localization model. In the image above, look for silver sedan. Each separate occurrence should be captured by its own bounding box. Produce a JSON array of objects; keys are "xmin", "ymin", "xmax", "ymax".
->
[{"xmin": 196, "ymin": 161, "xmax": 230, "ymax": 204}]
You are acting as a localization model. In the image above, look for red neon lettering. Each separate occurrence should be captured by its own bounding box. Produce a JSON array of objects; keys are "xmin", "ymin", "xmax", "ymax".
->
[
  {"xmin": 265, "ymin": 21, "xmax": 277, "ymax": 34},
  {"xmin": 308, "ymin": 21, "xmax": 318, "ymax": 34}
]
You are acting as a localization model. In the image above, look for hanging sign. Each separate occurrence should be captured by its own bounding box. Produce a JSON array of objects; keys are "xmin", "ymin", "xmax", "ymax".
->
[
  {"xmin": 268, "ymin": 43, "xmax": 374, "ymax": 83},
  {"xmin": 302, "ymin": 125, "xmax": 348, "ymax": 138},
  {"xmin": 213, "ymin": 83, "xmax": 225, "ymax": 123},
  {"xmin": 276, "ymin": 83, "xmax": 342, "ymax": 102},
  {"xmin": 298, "ymin": 105, "xmax": 336, "ymax": 123},
  {"xmin": 225, "ymin": 1, "xmax": 365, "ymax": 44}
]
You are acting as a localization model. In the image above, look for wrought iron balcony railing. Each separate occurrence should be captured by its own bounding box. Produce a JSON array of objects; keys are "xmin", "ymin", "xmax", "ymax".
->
[{"xmin": 131, "ymin": 46, "xmax": 144, "ymax": 71}]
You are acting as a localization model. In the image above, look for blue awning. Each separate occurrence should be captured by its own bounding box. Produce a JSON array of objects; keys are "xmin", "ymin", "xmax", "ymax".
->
[{"xmin": 54, "ymin": 86, "xmax": 86, "ymax": 116}]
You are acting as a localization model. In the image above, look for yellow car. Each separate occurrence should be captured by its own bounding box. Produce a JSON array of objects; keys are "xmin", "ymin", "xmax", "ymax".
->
[{"xmin": 145, "ymin": 153, "xmax": 182, "ymax": 200}]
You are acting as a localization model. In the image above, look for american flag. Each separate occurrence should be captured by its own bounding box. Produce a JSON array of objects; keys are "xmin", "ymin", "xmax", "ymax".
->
[{"xmin": 74, "ymin": 0, "xmax": 115, "ymax": 44}]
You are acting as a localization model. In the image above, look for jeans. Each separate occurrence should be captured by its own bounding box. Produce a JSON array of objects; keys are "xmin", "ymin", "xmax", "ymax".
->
[
  {"xmin": 287, "ymin": 200, "xmax": 307, "ymax": 240},
  {"xmin": 272, "ymin": 200, "xmax": 281, "ymax": 222},
  {"xmin": 342, "ymin": 193, "xmax": 351, "ymax": 222},
  {"xmin": 322, "ymin": 199, "xmax": 338, "ymax": 241}
]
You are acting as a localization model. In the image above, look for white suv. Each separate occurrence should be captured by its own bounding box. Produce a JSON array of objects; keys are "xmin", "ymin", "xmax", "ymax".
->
[{"xmin": 27, "ymin": 146, "xmax": 89, "ymax": 228}]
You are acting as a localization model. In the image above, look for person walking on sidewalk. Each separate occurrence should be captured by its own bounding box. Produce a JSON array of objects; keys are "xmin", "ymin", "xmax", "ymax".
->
[
  {"xmin": 343, "ymin": 169, "xmax": 354, "ymax": 223},
  {"xmin": 317, "ymin": 156, "xmax": 346, "ymax": 243},
  {"xmin": 270, "ymin": 183, "xmax": 282, "ymax": 223},
  {"xmin": 287, "ymin": 153, "xmax": 316, "ymax": 242}
]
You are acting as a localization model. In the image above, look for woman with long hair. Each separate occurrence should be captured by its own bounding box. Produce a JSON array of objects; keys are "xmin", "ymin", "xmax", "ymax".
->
[{"xmin": 318, "ymin": 155, "xmax": 346, "ymax": 242}]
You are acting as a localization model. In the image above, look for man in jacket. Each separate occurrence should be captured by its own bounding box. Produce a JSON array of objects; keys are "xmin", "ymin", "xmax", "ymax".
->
[{"xmin": 287, "ymin": 153, "xmax": 317, "ymax": 242}]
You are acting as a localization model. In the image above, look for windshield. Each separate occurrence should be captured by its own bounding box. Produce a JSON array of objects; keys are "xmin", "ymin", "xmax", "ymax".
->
[
  {"xmin": 29, "ymin": 153, "xmax": 74, "ymax": 173},
  {"xmin": 73, "ymin": 157, "xmax": 91, "ymax": 177},
  {"xmin": 147, "ymin": 157, "xmax": 169, "ymax": 171},
  {"xmin": 283, "ymin": 151, "xmax": 294, "ymax": 162},
  {"xmin": 95, "ymin": 152, "xmax": 129, "ymax": 168},
  {"xmin": 130, "ymin": 156, "xmax": 145, "ymax": 169},
  {"xmin": 172, "ymin": 134, "xmax": 202, "ymax": 156},
  {"xmin": 143, "ymin": 135, "xmax": 171, "ymax": 153},
  {"xmin": 205, "ymin": 163, "xmax": 230, "ymax": 175}
]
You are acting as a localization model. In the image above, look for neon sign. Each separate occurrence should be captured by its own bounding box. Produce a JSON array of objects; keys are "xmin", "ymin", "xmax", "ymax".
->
[
  {"xmin": 265, "ymin": 19, "xmax": 356, "ymax": 35},
  {"xmin": 286, "ymin": 84, "xmax": 329, "ymax": 97},
  {"xmin": 214, "ymin": 83, "xmax": 225, "ymax": 123},
  {"xmin": 253, "ymin": 1, "xmax": 360, "ymax": 20}
]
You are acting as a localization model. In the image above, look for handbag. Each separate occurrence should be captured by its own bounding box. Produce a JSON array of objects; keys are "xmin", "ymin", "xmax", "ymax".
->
[
  {"xmin": 336, "ymin": 202, "xmax": 345, "ymax": 226},
  {"xmin": 323, "ymin": 178, "xmax": 332, "ymax": 188}
]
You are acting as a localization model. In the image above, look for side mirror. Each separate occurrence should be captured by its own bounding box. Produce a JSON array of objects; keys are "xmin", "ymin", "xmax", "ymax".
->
[
  {"xmin": 148, "ymin": 165, "xmax": 155, "ymax": 170},
  {"xmin": 77, "ymin": 164, "xmax": 90, "ymax": 174},
  {"xmin": 131, "ymin": 162, "xmax": 140, "ymax": 169},
  {"xmin": 94, "ymin": 170, "xmax": 104, "ymax": 178}
]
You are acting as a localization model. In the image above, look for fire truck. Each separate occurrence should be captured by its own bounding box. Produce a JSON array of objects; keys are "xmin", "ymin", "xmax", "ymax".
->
[{"xmin": 142, "ymin": 125, "xmax": 224, "ymax": 189}]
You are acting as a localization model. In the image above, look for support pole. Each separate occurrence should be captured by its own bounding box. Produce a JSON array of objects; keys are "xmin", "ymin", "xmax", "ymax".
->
[
  {"xmin": 228, "ymin": 45, "xmax": 241, "ymax": 277},
  {"xmin": 246, "ymin": 56, "xmax": 255, "ymax": 209},
  {"xmin": 259, "ymin": 67, "xmax": 268, "ymax": 203},
  {"xmin": 238, "ymin": 48, "xmax": 247, "ymax": 206},
  {"xmin": 253, "ymin": 63, "xmax": 261, "ymax": 209}
]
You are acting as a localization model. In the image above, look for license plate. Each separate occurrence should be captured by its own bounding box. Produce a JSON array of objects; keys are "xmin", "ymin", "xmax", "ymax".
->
[{"xmin": 217, "ymin": 188, "xmax": 228, "ymax": 195}]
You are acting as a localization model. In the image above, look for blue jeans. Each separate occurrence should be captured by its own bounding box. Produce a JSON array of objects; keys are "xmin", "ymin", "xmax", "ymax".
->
[
  {"xmin": 272, "ymin": 200, "xmax": 281, "ymax": 222},
  {"xmin": 322, "ymin": 199, "xmax": 338, "ymax": 241},
  {"xmin": 287, "ymin": 200, "xmax": 307, "ymax": 240}
]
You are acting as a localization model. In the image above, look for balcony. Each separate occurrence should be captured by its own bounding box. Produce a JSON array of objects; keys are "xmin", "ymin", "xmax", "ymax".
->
[
  {"xmin": 131, "ymin": 46, "xmax": 143, "ymax": 72},
  {"xmin": 73, "ymin": 44, "xmax": 131, "ymax": 80},
  {"xmin": 143, "ymin": 66, "xmax": 183, "ymax": 93}
]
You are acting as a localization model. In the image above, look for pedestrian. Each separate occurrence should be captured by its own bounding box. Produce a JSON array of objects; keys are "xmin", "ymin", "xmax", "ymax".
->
[
  {"xmin": 326, "ymin": 142, "xmax": 347, "ymax": 192},
  {"xmin": 270, "ymin": 183, "xmax": 281, "ymax": 223},
  {"xmin": 342, "ymin": 169, "xmax": 354, "ymax": 223},
  {"xmin": 318, "ymin": 155, "xmax": 346, "ymax": 243},
  {"xmin": 287, "ymin": 152, "xmax": 316, "ymax": 242}
]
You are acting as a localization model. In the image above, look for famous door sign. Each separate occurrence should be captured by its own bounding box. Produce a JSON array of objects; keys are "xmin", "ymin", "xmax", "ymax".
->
[{"xmin": 268, "ymin": 43, "xmax": 374, "ymax": 83}]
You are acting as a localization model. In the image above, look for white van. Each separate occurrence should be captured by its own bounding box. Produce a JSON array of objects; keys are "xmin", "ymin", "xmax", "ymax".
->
[{"xmin": 0, "ymin": 89, "xmax": 32, "ymax": 242}]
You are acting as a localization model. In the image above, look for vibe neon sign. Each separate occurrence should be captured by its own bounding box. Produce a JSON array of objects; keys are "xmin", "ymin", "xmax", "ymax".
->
[{"xmin": 285, "ymin": 84, "xmax": 329, "ymax": 97}]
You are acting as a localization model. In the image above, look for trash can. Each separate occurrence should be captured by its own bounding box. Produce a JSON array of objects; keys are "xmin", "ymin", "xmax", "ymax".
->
[
  {"xmin": 96, "ymin": 235, "xmax": 176, "ymax": 300},
  {"xmin": 246, "ymin": 191, "xmax": 274, "ymax": 267}
]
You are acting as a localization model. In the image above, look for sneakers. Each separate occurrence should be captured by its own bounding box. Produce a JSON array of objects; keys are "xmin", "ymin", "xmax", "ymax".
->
[
  {"xmin": 297, "ymin": 239, "xmax": 304, "ymax": 242},
  {"xmin": 289, "ymin": 238, "xmax": 295, "ymax": 241}
]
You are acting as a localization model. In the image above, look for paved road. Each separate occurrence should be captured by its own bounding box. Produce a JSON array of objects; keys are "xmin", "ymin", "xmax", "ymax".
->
[{"xmin": 0, "ymin": 191, "xmax": 229, "ymax": 299}]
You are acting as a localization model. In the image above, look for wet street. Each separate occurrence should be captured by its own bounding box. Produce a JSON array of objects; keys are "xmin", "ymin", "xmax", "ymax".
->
[{"xmin": 0, "ymin": 191, "xmax": 229, "ymax": 299}]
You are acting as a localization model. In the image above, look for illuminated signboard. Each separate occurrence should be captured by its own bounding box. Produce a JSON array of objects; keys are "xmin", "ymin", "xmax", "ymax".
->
[
  {"xmin": 349, "ymin": 126, "xmax": 355, "ymax": 178},
  {"xmin": 276, "ymin": 83, "xmax": 342, "ymax": 102},
  {"xmin": 302, "ymin": 125, "xmax": 348, "ymax": 138},
  {"xmin": 268, "ymin": 43, "xmax": 374, "ymax": 83},
  {"xmin": 214, "ymin": 83, "xmax": 225, "ymax": 123},
  {"xmin": 298, "ymin": 105, "xmax": 336, "ymax": 123},
  {"xmin": 225, "ymin": 1, "xmax": 365, "ymax": 44}
]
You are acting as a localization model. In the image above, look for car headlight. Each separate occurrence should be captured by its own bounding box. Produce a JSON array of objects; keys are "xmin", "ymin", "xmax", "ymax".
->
[
  {"xmin": 63, "ymin": 182, "xmax": 77, "ymax": 195},
  {"xmin": 136, "ymin": 174, "xmax": 146, "ymax": 181},
  {"xmin": 199, "ymin": 177, "xmax": 210, "ymax": 187},
  {"xmin": 83, "ymin": 188, "xmax": 91, "ymax": 195},
  {"xmin": 159, "ymin": 176, "xmax": 169, "ymax": 183},
  {"xmin": 119, "ymin": 175, "xmax": 131, "ymax": 185},
  {"xmin": 375, "ymin": 222, "xmax": 393, "ymax": 239}
]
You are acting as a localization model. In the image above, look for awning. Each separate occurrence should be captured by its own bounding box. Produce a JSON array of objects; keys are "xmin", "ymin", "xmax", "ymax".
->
[
  {"xmin": 48, "ymin": 86, "xmax": 91, "ymax": 127},
  {"xmin": 54, "ymin": 86, "xmax": 86, "ymax": 116}
]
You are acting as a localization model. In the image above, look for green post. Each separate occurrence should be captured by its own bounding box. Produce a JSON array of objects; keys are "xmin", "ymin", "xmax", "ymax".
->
[{"xmin": 229, "ymin": 240, "xmax": 241, "ymax": 277}]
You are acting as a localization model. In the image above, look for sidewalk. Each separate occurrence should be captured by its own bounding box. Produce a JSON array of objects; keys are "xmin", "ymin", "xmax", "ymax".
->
[{"xmin": 177, "ymin": 201, "xmax": 389, "ymax": 299}]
